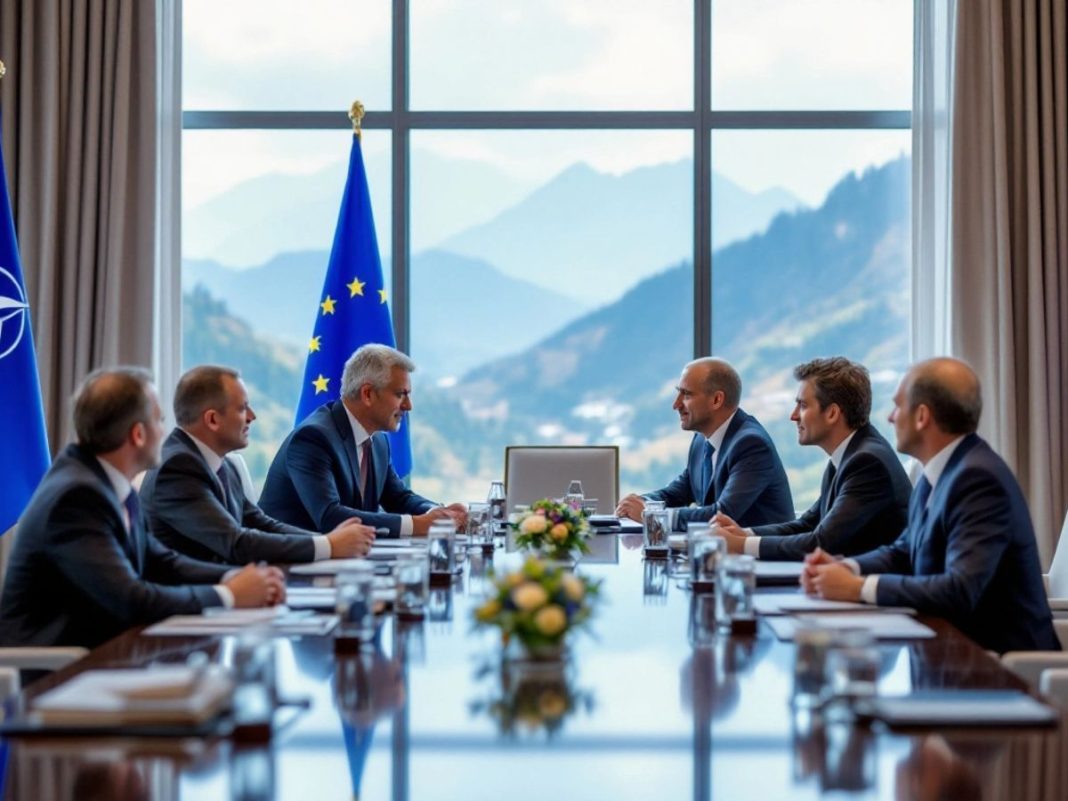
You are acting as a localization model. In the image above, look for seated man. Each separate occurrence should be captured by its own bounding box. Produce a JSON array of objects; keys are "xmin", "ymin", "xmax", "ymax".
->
[
  {"xmin": 260, "ymin": 344, "xmax": 465, "ymax": 537},
  {"xmin": 0, "ymin": 367, "xmax": 284, "ymax": 649},
  {"xmin": 716, "ymin": 357, "xmax": 911, "ymax": 560},
  {"xmin": 616, "ymin": 358, "xmax": 793, "ymax": 530},
  {"xmin": 803, "ymin": 357, "xmax": 1058, "ymax": 653},
  {"xmin": 140, "ymin": 365, "xmax": 376, "ymax": 565}
]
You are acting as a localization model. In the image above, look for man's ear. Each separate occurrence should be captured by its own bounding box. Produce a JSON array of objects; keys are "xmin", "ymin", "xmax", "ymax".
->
[{"xmin": 130, "ymin": 421, "xmax": 146, "ymax": 448}]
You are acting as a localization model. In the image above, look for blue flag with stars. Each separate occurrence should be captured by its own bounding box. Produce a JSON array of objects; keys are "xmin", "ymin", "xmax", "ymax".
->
[
  {"xmin": 0, "ymin": 111, "xmax": 50, "ymax": 533},
  {"xmin": 295, "ymin": 132, "xmax": 412, "ymax": 478}
]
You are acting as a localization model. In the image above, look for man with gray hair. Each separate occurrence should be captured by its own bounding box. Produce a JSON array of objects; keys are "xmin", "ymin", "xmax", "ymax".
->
[
  {"xmin": 260, "ymin": 344, "xmax": 466, "ymax": 536},
  {"xmin": 0, "ymin": 367, "xmax": 285, "ymax": 649},
  {"xmin": 140, "ymin": 365, "xmax": 375, "ymax": 565},
  {"xmin": 616, "ymin": 357, "xmax": 793, "ymax": 530}
]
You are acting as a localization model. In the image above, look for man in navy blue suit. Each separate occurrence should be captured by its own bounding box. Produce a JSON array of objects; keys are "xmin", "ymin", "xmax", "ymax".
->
[
  {"xmin": 804, "ymin": 357, "xmax": 1058, "ymax": 653},
  {"xmin": 715, "ymin": 357, "xmax": 912, "ymax": 560},
  {"xmin": 260, "ymin": 344, "xmax": 466, "ymax": 537},
  {"xmin": 615, "ymin": 358, "xmax": 793, "ymax": 530}
]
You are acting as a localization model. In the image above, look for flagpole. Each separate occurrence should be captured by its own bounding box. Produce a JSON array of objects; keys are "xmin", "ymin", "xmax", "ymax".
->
[{"xmin": 349, "ymin": 100, "xmax": 365, "ymax": 140}]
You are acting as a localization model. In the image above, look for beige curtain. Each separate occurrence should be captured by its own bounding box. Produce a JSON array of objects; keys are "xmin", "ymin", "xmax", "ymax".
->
[
  {"xmin": 0, "ymin": 0, "xmax": 157, "ymax": 449},
  {"xmin": 950, "ymin": 0, "xmax": 1068, "ymax": 563}
]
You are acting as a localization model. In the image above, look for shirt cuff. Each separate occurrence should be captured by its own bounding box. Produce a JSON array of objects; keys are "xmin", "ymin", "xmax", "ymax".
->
[
  {"xmin": 743, "ymin": 536, "xmax": 761, "ymax": 557},
  {"xmin": 843, "ymin": 558, "xmax": 862, "ymax": 576},
  {"xmin": 312, "ymin": 535, "xmax": 332, "ymax": 560},
  {"xmin": 860, "ymin": 575, "xmax": 879, "ymax": 605},
  {"xmin": 399, "ymin": 514, "xmax": 413, "ymax": 538},
  {"xmin": 214, "ymin": 585, "xmax": 235, "ymax": 608}
]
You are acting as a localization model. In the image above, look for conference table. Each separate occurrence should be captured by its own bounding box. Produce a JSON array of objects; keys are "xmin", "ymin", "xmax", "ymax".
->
[{"xmin": 3, "ymin": 533, "xmax": 1068, "ymax": 801}]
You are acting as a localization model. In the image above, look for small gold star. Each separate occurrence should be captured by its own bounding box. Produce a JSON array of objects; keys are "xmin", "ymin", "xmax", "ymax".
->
[
  {"xmin": 347, "ymin": 277, "xmax": 365, "ymax": 297},
  {"xmin": 378, "ymin": 288, "xmax": 388, "ymax": 304},
  {"xmin": 312, "ymin": 374, "xmax": 330, "ymax": 394},
  {"xmin": 320, "ymin": 295, "xmax": 337, "ymax": 315},
  {"xmin": 308, "ymin": 336, "xmax": 321, "ymax": 353}
]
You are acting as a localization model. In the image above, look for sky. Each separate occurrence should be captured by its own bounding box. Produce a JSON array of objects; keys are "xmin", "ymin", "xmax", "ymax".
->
[{"xmin": 181, "ymin": 0, "xmax": 912, "ymax": 239}]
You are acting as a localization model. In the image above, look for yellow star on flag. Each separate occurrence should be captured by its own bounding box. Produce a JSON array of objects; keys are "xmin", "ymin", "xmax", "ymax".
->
[
  {"xmin": 347, "ymin": 277, "xmax": 365, "ymax": 297},
  {"xmin": 378, "ymin": 288, "xmax": 388, "ymax": 304},
  {"xmin": 308, "ymin": 336, "xmax": 321, "ymax": 353},
  {"xmin": 320, "ymin": 295, "xmax": 337, "ymax": 315},
  {"xmin": 312, "ymin": 374, "xmax": 330, "ymax": 394}
]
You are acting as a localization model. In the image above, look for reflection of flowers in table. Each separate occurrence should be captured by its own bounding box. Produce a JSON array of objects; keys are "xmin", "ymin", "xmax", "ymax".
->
[
  {"xmin": 510, "ymin": 499, "xmax": 591, "ymax": 560},
  {"xmin": 473, "ymin": 557, "xmax": 600, "ymax": 657},
  {"xmin": 470, "ymin": 657, "xmax": 595, "ymax": 737}
]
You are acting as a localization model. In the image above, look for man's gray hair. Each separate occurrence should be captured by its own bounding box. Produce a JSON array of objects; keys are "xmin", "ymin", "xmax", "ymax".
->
[{"xmin": 341, "ymin": 344, "xmax": 416, "ymax": 399}]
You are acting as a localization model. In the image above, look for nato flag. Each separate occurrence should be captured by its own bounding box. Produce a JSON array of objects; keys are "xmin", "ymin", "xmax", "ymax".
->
[
  {"xmin": 294, "ymin": 133, "xmax": 412, "ymax": 478},
  {"xmin": 0, "ymin": 115, "xmax": 50, "ymax": 532}
]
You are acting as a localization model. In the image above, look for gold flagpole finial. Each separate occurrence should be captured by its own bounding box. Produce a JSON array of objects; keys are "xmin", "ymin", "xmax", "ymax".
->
[
  {"xmin": 348, "ymin": 100, "xmax": 365, "ymax": 140},
  {"xmin": 0, "ymin": 61, "xmax": 6, "ymax": 80}
]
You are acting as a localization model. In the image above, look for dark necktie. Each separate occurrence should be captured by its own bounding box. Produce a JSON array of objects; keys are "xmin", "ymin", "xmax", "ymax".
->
[
  {"xmin": 360, "ymin": 439, "xmax": 374, "ymax": 509},
  {"xmin": 820, "ymin": 461, "xmax": 838, "ymax": 517},
  {"xmin": 909, "ymin": 475, "xmax": 933, "ymax": 562},
  {"xmin": 701, "ymin": 441, "xmax": 716, "ymax": 502},
  {"xmin": 123, "ymin": 490, "xmax": 144, "ymax": 572},
  {"xmin": 217, "ymin": 464, "xmax": 235, "ymax": 517},
  {"xmin": 913, "ymin": 475, "xmax": 932, "ymax": 518}
]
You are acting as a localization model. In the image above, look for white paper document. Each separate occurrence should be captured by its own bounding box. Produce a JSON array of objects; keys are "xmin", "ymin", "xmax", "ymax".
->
[
  {"xmin": 752, "ymin": 594, "xmax": 916, "ymax": 616},
  {"xmin": 754, "ymin": 562, "xmax": 804, "ymax": 580},
  {"xmin": 766, "ymin": 613, "xmax": 935, "ymax": 640},
  {"xmin": 866, "ymin": 691, "xmax": 1056, "ymax": 726},
  {"xmin": 144, "ymin": 610, "xmax": 338, "ymax": 636}
]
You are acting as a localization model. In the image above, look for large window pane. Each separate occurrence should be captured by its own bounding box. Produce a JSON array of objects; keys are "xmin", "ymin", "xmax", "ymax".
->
[
  {"xmin": 711, "ymin": 130, "xmax": 912, "ymax": 507},
  {"xmin": 712, "ymin": 0, "xmax": 912, "ymax": 110},
  {"xmin": 181, "ymin": 130, "xmax": 391, "ymax": 486},
  {"xmin": 408, "ymin": 130, "xmax": 693, "ymax": 502},
  {"xmin": 183, "ymin": 0, "xmax": 391, "ymax": 111},
  {"xmin": 411, "ymin": 0, "xmax": 693, "ymax": 110}
]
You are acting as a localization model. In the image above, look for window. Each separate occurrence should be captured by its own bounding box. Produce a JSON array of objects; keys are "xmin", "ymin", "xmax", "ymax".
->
[{"xmin": 181, "ymin": 0, "xmax": 911, "ymax": 510}]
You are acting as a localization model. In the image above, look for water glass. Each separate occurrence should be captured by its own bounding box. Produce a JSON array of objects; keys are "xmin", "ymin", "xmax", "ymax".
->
[
  {"xmin": 428, "ymin": 518, "xmax": 456, "ymax": 578},
  {"xmin": 563, "ymin": 479, "xmax": 584, "ymax": 510},
  {"xmin": 336, "ymin": 561, "xmax": 376, "ymax": 641},
  {"xmin": 792, "ymin": 620, "xmax": 834, "ymax": 707},
  {"xmin": 394, "ymin": 554, "xmax": 429, "ymax": 620},
  {"xmin": 581, "ymin": 498, "xmax": 599, "ymax": 516},
  {"xmin": 642, "ymin": 506, "xmax": 670, "ymax": 555},
  {"xmin": 644, "ymin": 499, "xmax": 666, "ymax": 512},
  {"xmin": 487, "ymin": 480, "xmax": 507, "ymax": 524},
  {"xmin": 825, "ymin": 629, "xmax": 880, "ymax": 703},
  {"xmin": 715, "ymin": 554, "xmax": 756, "ymax": 629},
  {"xmin": 684, "ymin": 521, "xmax": 711, "ymax": 573},
  {"xmin": 467, "ymin": 501, "xmax": 492, "ymax": 545},
  {"xmin": 691, "ymin": 532, "xmax": 726, "ymax": 588}
]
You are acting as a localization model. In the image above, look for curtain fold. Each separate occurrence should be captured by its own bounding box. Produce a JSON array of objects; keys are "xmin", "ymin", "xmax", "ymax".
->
[{"xmin": 0, "ymin": 0, "xmax": 157, "ymax": 449}]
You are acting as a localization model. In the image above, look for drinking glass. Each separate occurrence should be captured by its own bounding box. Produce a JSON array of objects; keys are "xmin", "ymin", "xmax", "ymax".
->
[
  {"xmin": 394, "ymin": 554, "xmax": 429, "ymax": 620},
  {"xmin": 336, "ymin": 561, "xmax": 376, "ymax": 641},
  {"xmin": 467, "ymin": 501, "xmax": 491, "ymax": 545},
  {"xmin": 825, "ymin": 629, "xmax": 880, "ymax": 703},
  {"xmin": 563, "ymin": 479, "xmax": 584, "ymax": 510},
  {"xmin": 642, "ymin": 506, "xmax": 670, "ymax": 556},
  {"xmin": 428, "ymin": 518, "xmax": 456, "ymax": 578},
  {"xmin": 793, "ymin": 620, "xmax": 834, "ymax": 708},
  {"xmin": 715, "ymin": 554, "xmax": 756, "ymax": 629},
  {"xmin": 487, "ymin": 480, "xmax": 507, "ymax": 524},
  {"xmin": 691, "ymin": 532, "xmax": 726, "ymax": 588}
]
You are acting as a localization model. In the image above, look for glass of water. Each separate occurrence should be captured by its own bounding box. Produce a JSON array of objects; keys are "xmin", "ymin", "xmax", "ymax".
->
[
  {"xmin": 642, "ymin": 506, "xmax": 671, "ymax": 556},
  {"xmin": 691, "ymin": 532, "xmax": 726, "ymax": 588},
  {"xmin": 715, "ymin": 554, "xmax": 756, "ymax": 629},
  {"xmin": 428, "ymin": 518, "xmax": 456, "ymax": 579},
  {"xmin": 825, "ymin": 629, "xmax": 880, "ymax": 703},
  {"xmin": 467, "ymin": 501, "xmax": 491, "ymax": 545},
  {"xmin": 336, "ymin": 561, "xmax": 376, "ymax": 641},
  {"xmin": 563, "ymin": 479, "xmax": 584, "ymax": 510},
  {"xmin": 394, "ymin": 554, "xmax": 429, "ymax": 620}
]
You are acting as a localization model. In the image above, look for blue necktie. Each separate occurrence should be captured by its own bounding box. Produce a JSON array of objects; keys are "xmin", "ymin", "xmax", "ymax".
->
[
  {"xmin": 701, "ymin": 441, "xmax": 715, "ymax": 502},
  {"xmin": 913, "ymin": 475, "xmax": 932, "ymax": 518},
  {"xmin": 909, "ymin": 475, "xmax": 933, "ymax": 563}
]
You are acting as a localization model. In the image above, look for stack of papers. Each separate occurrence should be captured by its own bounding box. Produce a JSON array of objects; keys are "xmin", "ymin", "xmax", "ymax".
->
[
  {"xmin": 286, "ymin": 581, "xmax": 396, "ymax": 610},
  {"xmin": 753, "ymin": 594, "xmax": 916, "ymax": 616},
  {"xmin": 31, "ymin": 667, "xmax": 233, "ymax": 727},
  {"xmin": 766, "ymin": 613, "xmax": 935, "ymax": 640},
  {"xmin": 862, "ymin": 690, "xmax": 1057, "ymax": 727},
  {"xmin": 144, "ymin": 608, "xmax": 338, "ymax": 636},
  {"xmin": 754, "ymin": 561, "xmax": 804, "ymax": 585}
]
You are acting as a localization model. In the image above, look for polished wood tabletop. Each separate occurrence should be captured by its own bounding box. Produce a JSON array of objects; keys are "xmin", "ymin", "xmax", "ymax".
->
[{"xmin": 3, "ymin": 535, "xmax": 1067, "ymax": 801}]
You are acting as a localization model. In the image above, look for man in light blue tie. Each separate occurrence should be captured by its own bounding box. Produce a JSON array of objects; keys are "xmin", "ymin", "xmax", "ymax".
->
[
  {"xmin": 615, "ymin": 357, "xmax": 793, "ymax": 530},
  {"xmin": 803, "ymin": 357, "xmax": 1058, "ymax": 653}
]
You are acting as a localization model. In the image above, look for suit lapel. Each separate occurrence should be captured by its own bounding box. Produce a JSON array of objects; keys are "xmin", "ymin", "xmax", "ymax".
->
[
  {"xmin": 71, "ymin": 445, "xmax": 142, "ymax": 570},
  {"xmin": 708, "ymin": 411, "xmax": 745, "ymax": 502},
  {"xmin": 908, "ymin": 436, "xmax": 976, "ymax": 566},
  {"xmin": 331, "ymin": 401, "xmax": 365, "ymax": 506}
]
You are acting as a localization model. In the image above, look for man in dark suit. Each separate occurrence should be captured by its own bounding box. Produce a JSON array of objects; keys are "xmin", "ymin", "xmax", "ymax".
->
[
  {"xmin": 0, "ymin": 367, "xmax": 285, "ymax": 649},
  {"xmin": 715, "ymin": 357, "xmax": 911, "ymax": 560},
  {"xmin": 804, "ymin": 358, "xmax": 1058, "ymax": 653},
  {"xmin": 260, "ymin": 344, "xmax": 466, "ymax": 537},
  {"xmin": 615, "ymin": 358, "xmax": 793, "ymax": 530},
  {"xmin": 140, "ymin": 366, "xmax": 376, "ymax": 565}
]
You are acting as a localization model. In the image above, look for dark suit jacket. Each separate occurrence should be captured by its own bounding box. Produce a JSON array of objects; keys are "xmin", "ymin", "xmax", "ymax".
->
[
  {"xmin": 646, "ymin": 408, "xmax": 794, "ymax": 530},
  {"xmin": 0, "ymin": 444, "xmax": 227, "ymax": 649},
  {"xmin": 853, "ymin": 433, "xmax": 1058, "ymax": 653},
  {"xmin": 259, "ymin": 401, "xmax": 436, "ymax": 536},
  {"xmin": 140, "ymin": 428, "xmax": 319, "ymax": 565},
  {"xmin": 752, "ymin": 424, "xmax": 911, "ymax": 561}
]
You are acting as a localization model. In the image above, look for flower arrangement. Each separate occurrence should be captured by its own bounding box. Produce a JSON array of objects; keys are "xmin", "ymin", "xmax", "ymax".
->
[
  {"xmin": 510, "ymin": 499, "xmax": 591, "ymax": 559},
  {"xmin": 473, "ymin": 557, "xmax": 600, "ymax": 657}
]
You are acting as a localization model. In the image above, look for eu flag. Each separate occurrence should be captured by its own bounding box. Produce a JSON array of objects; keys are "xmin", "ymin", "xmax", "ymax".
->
[
  {"xmin": 0, "ymin": 112, "xmax": 50, "ymax": 532},
  {"xmin": 295, "ymin": 131, "xmax": 412, "ymax": 478}
]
